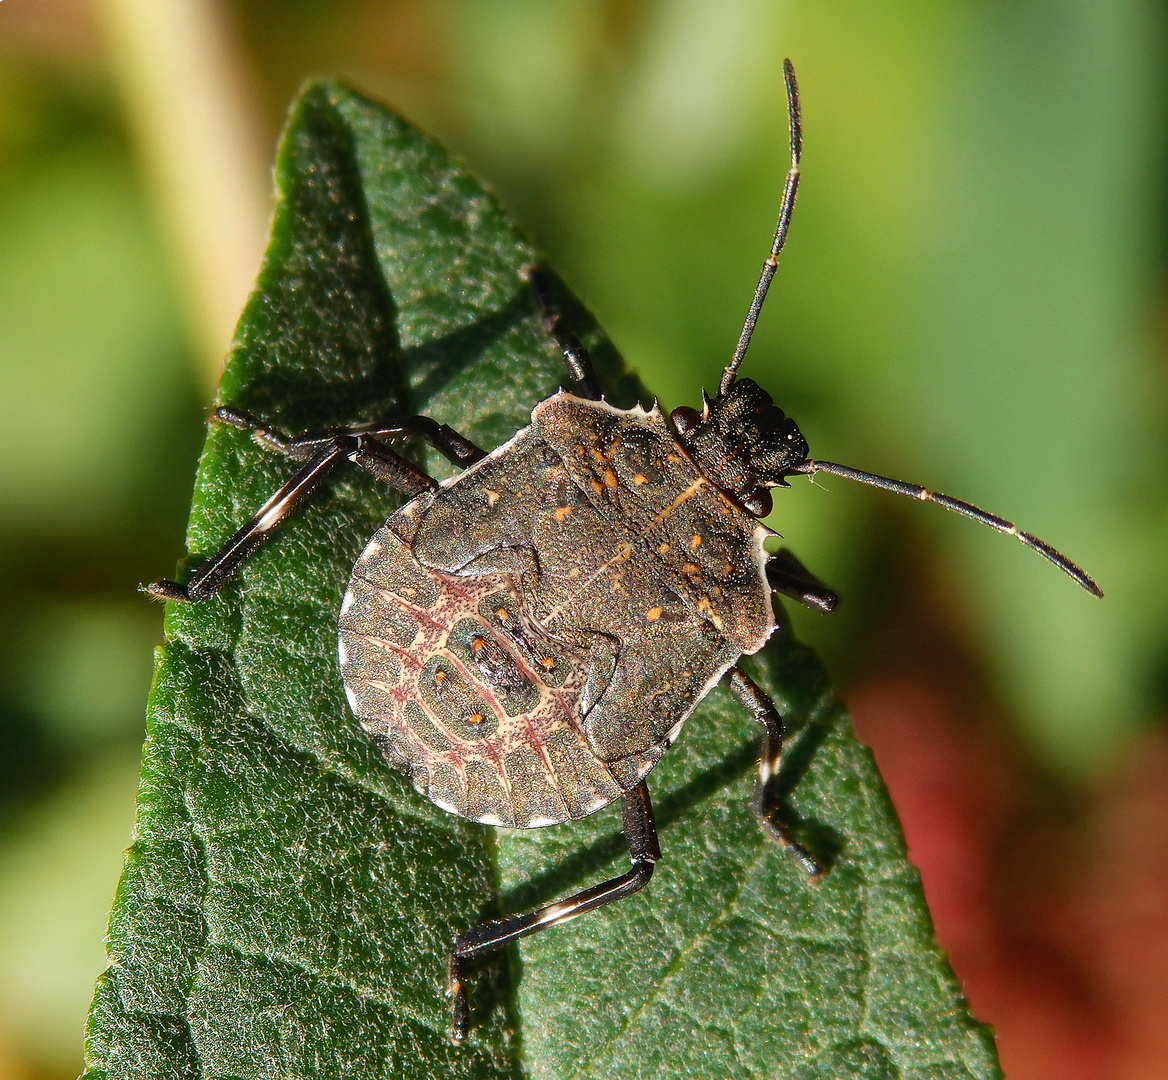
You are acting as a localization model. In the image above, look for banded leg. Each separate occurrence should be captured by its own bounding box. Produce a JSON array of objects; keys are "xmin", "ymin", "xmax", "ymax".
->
[
  {"xmin": 145, "ymin": 432, "xmax": 438, "ymax": 602},
  {"xmin": 145, "ymin": 404, "xmax": 487, "ymax": 602},
  {"xmin": 523, "ymin": 264, "xmax": 602, "ymax": 400},
  {"xmin": 724, "ymin": 666, "xmax": 821, "ymax": 876},
  {"xmin": 449, "ymin": 782, "xmax": 659, "ymax": 1042},
  {"xmin": 766, "ymin": 548, "xmax": 839, "ymax": 614},
  {"xmin": 214, "ymin": 407, "xmax": 487, "ymax": 466}
]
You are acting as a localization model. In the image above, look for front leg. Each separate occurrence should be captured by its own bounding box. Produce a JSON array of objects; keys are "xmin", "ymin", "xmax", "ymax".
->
[
  {"xmin": 767, "ymin": 547, "xmax": 838, "ymax": 614},
  {"xmin": 724, "ymin": 665, "xmax": 821, "ymax": 877},
  {"xmin": 523, "ymin": 265, "xmax": 602, "ymax": 400}
]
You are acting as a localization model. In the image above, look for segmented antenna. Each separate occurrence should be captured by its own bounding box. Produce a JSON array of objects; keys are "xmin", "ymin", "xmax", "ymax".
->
[
  {"xmin": 787, "ymin": 459, "xmax": 1103, "ymax": 597},
  {"xmin": 720, "ymin": 58, "xmax": 803, "ymax": 397}
]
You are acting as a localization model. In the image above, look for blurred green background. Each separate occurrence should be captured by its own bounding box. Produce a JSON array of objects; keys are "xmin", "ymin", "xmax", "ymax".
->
[{"xmin": 1, "ymin": 1, "xmax": 1166, "ymax": 1077}]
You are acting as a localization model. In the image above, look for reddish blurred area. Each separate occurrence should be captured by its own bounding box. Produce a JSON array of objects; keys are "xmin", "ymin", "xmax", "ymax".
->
[
  {"xmin": 1, "ymin": 1, "xmax": 1165, "ymax": 1075},
  {"xmin": 850, "ymin": 613, "xmax": 1168, "ymax": 1080}
]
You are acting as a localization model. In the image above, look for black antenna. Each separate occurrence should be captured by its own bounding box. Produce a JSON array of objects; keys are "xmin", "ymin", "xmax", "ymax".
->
[
  {"xmin": 787, "ymin": 459, "xmax": 1103, "ymax": 597},
  {"xmin": 720, "ymin": 58, "xmax": 802, "ymax": 397}
]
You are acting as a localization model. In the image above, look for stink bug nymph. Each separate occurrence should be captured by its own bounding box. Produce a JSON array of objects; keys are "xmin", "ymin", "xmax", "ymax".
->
[{"xmin": 146, "ymin": 60, "xmax": 1102, "ymax": 1042}]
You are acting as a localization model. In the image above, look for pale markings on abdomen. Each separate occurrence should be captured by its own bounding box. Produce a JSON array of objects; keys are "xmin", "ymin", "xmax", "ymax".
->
[
  {"xmin": 466, "ymin": 734, "xmax": 515, "ymax": 826},
  {"xmin": 517, "ymin": 708, "xmax": 565, "ymax": 811},
  {"xmin": 348, "ymin": 631, "xmax": 424, "ymax": 671},
  {"xmin": 464, "ymin": 759, "xmax": 513, "ymax": 827},
  {"xmin": 403, "ymin": 701, "xmax": 452, "ymax": 752},
  {"xmin": 354, "ymin": 574, "xmax": 448, "ymax": 635},
  {"xmin": 415, "ymin": 646, "xmax": 525, "ymax": 823},
  {"xmin": 440, "ymin": 613, "xmax": 592, "ymax": 824},
  {"xmin": 437, "ymin": 643, "xmax": 537, "ymax": 818},
  {"xmin": 342, "ymin": 532, "xmax": 668, "ymax": 825}
]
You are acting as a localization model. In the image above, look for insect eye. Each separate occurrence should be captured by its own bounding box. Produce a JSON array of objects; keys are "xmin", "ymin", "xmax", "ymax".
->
[{"xmin": 671, "ymin": 405, "xmax": 701, "ymax": 437}]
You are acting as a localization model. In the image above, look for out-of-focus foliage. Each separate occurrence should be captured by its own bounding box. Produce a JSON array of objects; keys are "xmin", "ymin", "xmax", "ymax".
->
[
  {"xmin": 0, "ymin": 22, "xmax": 203, "ymax": 1080},
  {"xmin": 0, "ymin": 1, "xmax": 1166, "ymax": 1077}
]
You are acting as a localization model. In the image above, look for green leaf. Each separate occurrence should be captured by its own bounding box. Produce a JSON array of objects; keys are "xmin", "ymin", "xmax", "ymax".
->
[{"xmin": 83, "ymin": 82, "xmax": 1001, "ymax": 1080}]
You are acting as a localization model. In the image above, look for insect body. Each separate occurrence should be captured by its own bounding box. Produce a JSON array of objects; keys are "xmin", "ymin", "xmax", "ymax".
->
[
  {"xmin": 338, "ymin": 393, "xmax": 775, "ymax": 830},
  {"xmin": 146, "ymin": 61, "xmax": 1100, "ymax": 1042}
]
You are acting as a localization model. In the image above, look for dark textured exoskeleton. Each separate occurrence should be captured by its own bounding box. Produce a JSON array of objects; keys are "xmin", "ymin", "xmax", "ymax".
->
[{"xmin": 145, "ymin": 61, "xmax": 1101, "ymax": 1042}]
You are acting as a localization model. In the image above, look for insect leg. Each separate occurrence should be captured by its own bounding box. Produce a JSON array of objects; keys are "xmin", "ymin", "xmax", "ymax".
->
[
  {"xmin": 522, "ymin": 264, "xmax": 602, "ymax": 400},
  {"xmin": 144, "ymin": 436, "xmax": 436, "ymax": 603},
  {"xmin": 724, "ymin": 666, "xmax": 821, "ymax": 877},
  {"xmin": 449, "ymin": 781, "xmax": 659, "ymax": 1042},
  {"xmin": 766, "ymin": 547, "xmax": 839, "ymax": 614},
  {"xmin": 214, "ymin": 407, "xmax": 487, "ymax": 465}
]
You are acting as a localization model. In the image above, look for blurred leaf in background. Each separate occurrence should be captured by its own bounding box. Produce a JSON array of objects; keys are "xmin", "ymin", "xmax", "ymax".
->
[
  {"xmin": 2, "ymin": 0, "xmax": 1168, "ymax": 1077},
  {"xmin": 0, "ymin": 757, "xmax": 142, "ymax": 1079},
  {"xmin": 0, "ymin": 4, "xmax": 203, "ymax": 1076}
]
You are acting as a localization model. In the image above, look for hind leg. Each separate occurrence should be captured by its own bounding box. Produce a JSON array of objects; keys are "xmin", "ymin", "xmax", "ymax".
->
[{"xmin": 449, "ymin": 782, "xmax": 659, "ymax": 1042}]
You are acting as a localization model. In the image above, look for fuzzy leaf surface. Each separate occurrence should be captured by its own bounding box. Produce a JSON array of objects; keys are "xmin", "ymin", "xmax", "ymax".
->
[{"xmin": 83, "ymin": 82, "xmax": 1000, "ymax": 1080}]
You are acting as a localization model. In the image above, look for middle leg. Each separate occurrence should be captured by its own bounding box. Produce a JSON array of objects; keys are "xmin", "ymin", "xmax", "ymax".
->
[
  {"xmin": 214, "ymin": 408, "xmax": 487, "ymax": 466},
  {"xmin": 145, "ymin": 433, "xmax": 435, "ymax": 603},
  {"xmin": 767, "ymin": 547, "xmax": 839, "ymax": 614},
  {"xmin": 146, "ymin": 408, "xmax": 489, "ymax": 603},
  {"xmin": 724, "ymin": 665, "xmax": 821, "ymax": 877}
]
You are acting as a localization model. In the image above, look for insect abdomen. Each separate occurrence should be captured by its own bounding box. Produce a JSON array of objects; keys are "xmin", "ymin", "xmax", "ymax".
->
[{"xmin": 338, "ymin": 523, "xmax": 657, "ymax": 827}]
